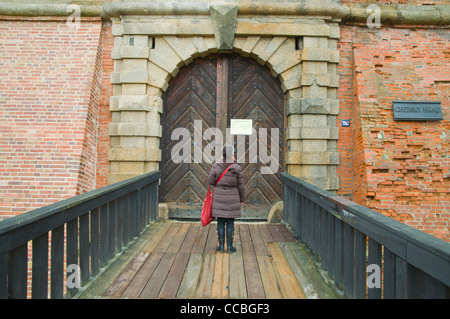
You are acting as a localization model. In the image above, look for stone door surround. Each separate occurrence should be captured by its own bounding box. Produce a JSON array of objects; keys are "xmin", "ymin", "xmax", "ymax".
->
[{"xmin": 107, "ymin": 1, "xmax": 340, "ymax": 191}]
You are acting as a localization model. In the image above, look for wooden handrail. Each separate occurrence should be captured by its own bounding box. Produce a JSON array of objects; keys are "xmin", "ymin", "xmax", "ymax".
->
[
  {"xmin": 0, "ymin": 171, "xmax": 161, "ymax": 299},
  {"xmin": 281, "ymin": 172, "xmax": 450, "ymax": 299}
]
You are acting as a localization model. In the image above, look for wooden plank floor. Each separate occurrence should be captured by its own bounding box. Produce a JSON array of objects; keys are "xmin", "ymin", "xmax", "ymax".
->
[{"xmin": 102, "ymin": 221, "xmax": 306, "ymax": 299}]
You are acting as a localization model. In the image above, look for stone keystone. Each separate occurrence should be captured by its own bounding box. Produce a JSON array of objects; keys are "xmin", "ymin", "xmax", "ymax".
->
[{"xmin": 210, "ymin": 4, "xmax": 238, "ymax": 52}]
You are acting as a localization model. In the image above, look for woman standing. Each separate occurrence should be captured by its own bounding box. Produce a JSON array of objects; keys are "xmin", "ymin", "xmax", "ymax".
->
[{"xmin": 207, "ymin": 145, "xmax": 245, "ymax": 253}]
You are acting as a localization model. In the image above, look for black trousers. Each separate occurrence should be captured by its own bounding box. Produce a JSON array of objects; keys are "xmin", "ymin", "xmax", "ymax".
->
[{"xmin": 216, "ymin": 217, "xmax": 234, "ymax": 234}]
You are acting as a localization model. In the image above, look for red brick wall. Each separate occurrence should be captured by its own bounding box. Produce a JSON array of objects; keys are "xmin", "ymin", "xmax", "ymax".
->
[
  {"xmin": 0, "ymin": 17, "xmax": 103, "ymax": 220},
  {"xmin": 337, "ymin": 25, "xmax": 450, "ymax": 241}
]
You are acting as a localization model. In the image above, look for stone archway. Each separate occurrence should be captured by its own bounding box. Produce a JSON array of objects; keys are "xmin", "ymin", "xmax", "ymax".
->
[{"xmin": 107, "ymin": 5, "xmax": 340, "ymax": 193}]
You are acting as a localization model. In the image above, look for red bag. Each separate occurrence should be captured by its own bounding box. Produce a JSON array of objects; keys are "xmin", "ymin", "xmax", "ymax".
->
[{"xmin": 201, "ymin": 164, "xmax": 233, "ymax": 227}]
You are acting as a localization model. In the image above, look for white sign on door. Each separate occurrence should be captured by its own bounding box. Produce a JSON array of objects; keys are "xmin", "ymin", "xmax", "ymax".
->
[{"xmin": 230, "ymin": 119, "xmax": 253, "ymax": 135}]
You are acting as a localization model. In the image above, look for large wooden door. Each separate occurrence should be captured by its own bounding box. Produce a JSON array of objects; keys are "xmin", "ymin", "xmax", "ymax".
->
[{"xmin": 160, "ymin": 54, "xmax": 284, "ymax": 220}]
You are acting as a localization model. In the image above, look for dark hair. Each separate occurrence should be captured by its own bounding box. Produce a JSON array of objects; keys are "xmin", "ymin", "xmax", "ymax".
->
[{"xmin": 223, "ymin": 145, "xmax": 235, "ymax": 159}]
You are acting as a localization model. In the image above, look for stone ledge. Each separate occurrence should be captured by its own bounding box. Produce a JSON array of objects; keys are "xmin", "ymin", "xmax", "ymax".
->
[
  {"xmin": 103, "ymin": 2, "xmax": 210, "ymax": 18},
  {"xmin": 1, "ymin": 2, "xmax": 448, "ymax": 26},
  {"xmin": 287, "ymin": 127, "xmax": 339, "ymax": 140},
  {"xmin": 287, "ymin": 98, "xmax": 339, "ymax": 115},
  {"xmin": 287, "ymin": 151, "xmax": 339, "ymax": 165},
  {"xmin": 108, "ymin": 147, "xmax": 161, "ymax": 162},
  {"xmin": 109, "ymin": 123, "xmax": 162, "ymax": 137},
  {"xmin": 110, "ymin": 95, "xmax": 163, "ymax": 112},
  {"xmin": 236, "ymin": 22, "xmax": 331, "ymax": 37},
  {"xmin": 121, "ymin": 19, "xmax": 214, "ymax": 36},
  {"xmin": 287, "ymin": 166, "xmax": 339, "ymax": 190},
  {"xmin": 108, "ymin": 147, "xmax": 146, "ymax": 162},
  {"xmin": 111, "ymin": 71, "xmax": 148, "ymax": 84},
  {"xmin": 301, "ymin": 73, "xmax": 339, "ymax": 88},
  {"xmin": 107, "ymin": 173, "xmax": 140, "ymax": 185},
  {"xmin": 0, "ymin": 2, "xmax": 104, "ymax": 18},
  {"xmin": 345, "ymin": 4, "xmax": 450, "ymax": 26},
  {"xmin": 111, "ymin": 46, "xmax": 150, "ymax": 60}
]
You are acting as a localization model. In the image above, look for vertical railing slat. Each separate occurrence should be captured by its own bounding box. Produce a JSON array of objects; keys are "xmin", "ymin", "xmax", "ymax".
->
[
  {"xmin": 320, "ymin": 207, "xmax": 328, "ymax": 271},
  {"xmin": 99, "ymin": 204, "xmax": 109, "ymax": 267},
  {"xmin": 343, "ymin": 224, "xmax": 355, "ymax": 298},
  {"xmin": 294, "ymin": 191, "xmax": 301, "ymax": 240},
  {"xmin": 66, "ymin": 218, "xmax": 79, "ymax": 297},
  {"xmin": 0, "ymin": 251, "xmax": 7, "ymax": 298},
  {"xmin": 108, "ymin": 200, "xmax": 116, "ymax": 257},
  {"xmin": 79, "ymin": 212, "xmax": 90, "ymax": 285},
  {"xmin": 117, "ymin": 196, "xmax": 125, "ymax": 250},
  {"xmin": 8, "ymin": 243, "xmax": 28, "ymax": 299},
  {"xmin": 368, "ymin": 238, "xmax": 382, "ymax": 299},
  {"xmin": 383, "ymin": 247, "xmax": 396, "ymax": 299},
  {"xmin": 90, "ymin": 207, "xmax": 100, "ymax": 276},
  {"xmin": 50, "ymin": 225, "xmax": 64, "ymax": 299},
  {"xmin": 395, "ymin": 257, "xmax": 407, "ymax": 299},
  {"xmin": 125, "ymin": 194, "xmax": 131, "ymax": 243},
  {"xmin": 354, "ymin": 230, "xmax": 367, "ymax": 299},
  {"xmin": 152, "ymin": 183, "xmax": 158, "ymax": 221},
  {"xmin": 32, "ymin": 233, "xmax": 49, "ymax": 299},
  {"xmin": 327, "ymin": 214, "xmax": 336, "ymax": 280},
  {"xmin": 109, "ymin": 200, "xmax": 118, "ymax": 258},
  {"xmin": 424, "ymin": 272, "xmax": 449, "ymax": 298},
  {"xmin": 334, "ymin": 218, "xmax": 344, "ymax": 291}
]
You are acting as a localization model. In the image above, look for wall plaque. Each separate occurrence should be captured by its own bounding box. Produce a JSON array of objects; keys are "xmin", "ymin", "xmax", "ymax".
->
[{"xmin": 393, "ymin": 101, "xmax": 442, "ymax": 121}]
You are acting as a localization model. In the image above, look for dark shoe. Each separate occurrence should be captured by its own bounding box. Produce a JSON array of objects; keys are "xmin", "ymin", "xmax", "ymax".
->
[
  {"xmin": 217, "ymin": 228, "xmax": 225, "ymax": 253},
  {"xmin": 226, "ymin": 227, "xmax": 236, "ymax": 254}
]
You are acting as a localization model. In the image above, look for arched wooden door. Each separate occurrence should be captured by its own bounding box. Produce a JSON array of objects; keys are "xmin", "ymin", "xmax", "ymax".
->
[{"xmin": 160, "ymin": 54, "xmax": 285, "ymax": 220}]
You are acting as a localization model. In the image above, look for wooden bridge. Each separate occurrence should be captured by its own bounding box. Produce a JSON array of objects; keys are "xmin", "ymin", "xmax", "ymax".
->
[
  {"xmin": 81, "ymin": 221, "xmax": 334, "ymax": 299},
  {"xmin": 1, "ymin": 171, "xmax": 449, "ymax": 299}
]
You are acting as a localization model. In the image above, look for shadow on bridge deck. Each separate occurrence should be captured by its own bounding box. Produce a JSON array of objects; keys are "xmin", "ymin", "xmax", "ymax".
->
[{"xmin": 76, "ymin": 220, "xmax": 339, "ymax": 299}]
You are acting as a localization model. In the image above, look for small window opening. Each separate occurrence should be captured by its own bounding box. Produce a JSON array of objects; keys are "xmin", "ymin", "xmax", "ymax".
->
[{"xmin": 295, "ymin": 37, "xmax": 303, "ymax": 51}]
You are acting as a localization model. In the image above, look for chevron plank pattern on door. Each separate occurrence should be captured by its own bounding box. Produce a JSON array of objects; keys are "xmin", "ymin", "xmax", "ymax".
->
[
  {"xmin": 161, "ymin": 56, "xmax": 217, "ymax": 218},
  {"xmin": 228, "ymin": 55, "xmax": 285, "ymax": 218},
  {"xmin": 161, "ymin": 55, "xmax": 285, "ymax": 219}
]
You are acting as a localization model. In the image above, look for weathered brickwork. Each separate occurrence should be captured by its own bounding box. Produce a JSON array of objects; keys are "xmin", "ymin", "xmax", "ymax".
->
[
  {"xmin": 96, "ymin": 22, "xmax": 114, "ymax": 189},
  {"xmin": 338, "ymin": 25, "xmax": 450, "ymax": 241},
  {"xmin": 0, "ymin": 17, "xmax": 103, "ymax": 220}
]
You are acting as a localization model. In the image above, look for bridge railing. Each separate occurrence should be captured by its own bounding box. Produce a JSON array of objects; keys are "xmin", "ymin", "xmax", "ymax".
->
[
  {"xmin": 281, "ymin": 172, "xmax": 450, "ymax": 299},
  {"xmin": 0, "ymin": 171, "xmax": 160, "ymax": 299}
]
